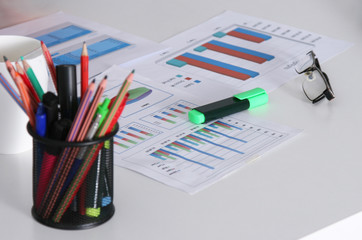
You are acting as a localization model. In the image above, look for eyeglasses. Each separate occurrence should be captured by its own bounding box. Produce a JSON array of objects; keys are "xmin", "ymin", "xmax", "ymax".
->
[{"xmin": 295, "ymin": 51, "xmax": 335, "ymax": 104}]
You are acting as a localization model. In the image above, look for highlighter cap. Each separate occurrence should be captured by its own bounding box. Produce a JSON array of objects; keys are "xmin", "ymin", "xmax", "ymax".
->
[
  {"xmin": 233, "ymin": 87, "xmax": 268, "ymax": 109},
  {"xmin": 188, "ymin": 109, "xmax": 206, "ymax": 125}
]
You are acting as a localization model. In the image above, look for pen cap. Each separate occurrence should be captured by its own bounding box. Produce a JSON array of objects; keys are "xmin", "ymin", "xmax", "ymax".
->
[
  {"xmin": 56, "ymin": 64, "xmax": 78, "ymax": 120},
  {"xmin": 234, "ymin": 88, "xmax": 268, "ymax": 109},
  {"xmin": 42, "ymin": 92, "xmax": 59, "ymax": 129},
  {"xmin": 96, "ymin": 98, "xmax": 111, "ymax": 126}
]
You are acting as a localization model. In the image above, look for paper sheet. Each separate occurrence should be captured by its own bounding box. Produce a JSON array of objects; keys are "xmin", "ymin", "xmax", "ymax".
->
[
  {"xmin": 2, "ymin": 11, "xmax": 352, "ymax": 194},
  {"xmin": 0, "ymin": 12, "xmax": 168, "ymax": 84},
  {"xmin": 93, "ymin": 65, "xmax": 301, "ymax": 194},
  {"xmin": 110, "ymin": 11, "xmax": 351, "ymax": 193},
  {"xmin": 123, "ymin": 11, "xmax": 352, "ymax": 97}
]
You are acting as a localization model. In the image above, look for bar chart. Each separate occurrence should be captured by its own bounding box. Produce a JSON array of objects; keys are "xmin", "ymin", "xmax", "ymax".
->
[
  {"xmin": 160, "ymin": 24, "xmax": 313, "ymax": 89},
  {"xmin": 32, "ymin": 23, "xmax": 92, "ymax": 47},
  {"xmin": 30, "ymin": 23, "xmax": 132, "ymax": 66},
  {"xmin": 141, "ymin": 100, "xmax": 197, "ymax": 129},
  {"xmin": 148, "ymin": 117, "xmax": 288, "ymax": 178},
  {"xmin": 114, "ymin": 122, "xmax": 163, "ymax": 154},
  {"xmin": 165, "ymin": 26, "xmax": 274, "ymax": 81},
  {"xmin": 52, "ymin": 36, "xmax": 131, "ymax": 65}
]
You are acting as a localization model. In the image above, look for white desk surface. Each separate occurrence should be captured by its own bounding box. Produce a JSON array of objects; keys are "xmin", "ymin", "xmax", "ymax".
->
[{"xmin": 1, "ymin": 0, "xmax": 362, "ymax": 239}]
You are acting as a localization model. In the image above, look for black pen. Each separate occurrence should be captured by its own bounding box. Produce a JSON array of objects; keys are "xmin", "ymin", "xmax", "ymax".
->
[{"xmin": 56, "ymin": 64, "xmax": 78, "ymax": 120}]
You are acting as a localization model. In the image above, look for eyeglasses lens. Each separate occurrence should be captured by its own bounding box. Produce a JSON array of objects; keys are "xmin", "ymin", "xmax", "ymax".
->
[{"xmin": 302, "ymin": 70, "xmax": 327, "ymax": 100}]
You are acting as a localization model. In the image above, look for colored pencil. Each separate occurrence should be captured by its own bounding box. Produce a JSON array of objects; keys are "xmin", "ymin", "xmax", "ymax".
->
[
  {"xmin": 40, "ymin": 41, "xmax": 57, "ymax": 92},
  {"xmin": 77, "ymin": 76, "xmax": 107, "ymax": 142},
  {"xmin": 61, "ymin": 77, "xmax": 107, "ymax": 215},
  {"xmin": 81, "ymin": 42, "xmax": 89, "ymax": 99},
  {"xmin": 0, "ymin": 73, "xmax": 25, "ymax": 112},
  {"xmin": 21, "ymin": 56, "xmax": 44, "ymax": 101},
  {"xmin": 4, "ymin": 56, "xmax": 38, "ymax": 110},
  {"xmin": 14, "ymin": 74, "xmax": 35, "ymax": 128},
  {"xmin": 39, "ymin": 81, "xmax": 96, "ymax": 219},
  {"xmin": 100, "ymin": 70, "xmax": 134, "ymax": 136},
  {"xmin": 15, "ymin": 62, "xmax": 40, "ymax": 103},
  {"xmin": 52, "ymin": 70, "xmax": 134, "ymax": 222},
  {"xmin": 3, "ymin": 56, "xmax": 17, "ymax": 80}
]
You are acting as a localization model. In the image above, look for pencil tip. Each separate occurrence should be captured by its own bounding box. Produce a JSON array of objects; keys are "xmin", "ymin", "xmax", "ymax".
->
[
  {"xmin": 20, "ymin": 56, "xmax": 24, "ymax": 61},
  {"xmin": 81, "ymin": 42, "xmax": 88, "ymax": 55},
  {"xmin": 131, "ymin": 69, "xmax": 135, "ymax": 73},
  {"xmin": 3, "ymin": 56, "xmax": 8, "ymax": 61},
  {"xmin": 104, "ymin": 75, "xmax": 108, "ymax": 79},
  {"xmin": 92, "ymin": 79, "xmax": 96, "ymax": 83}
]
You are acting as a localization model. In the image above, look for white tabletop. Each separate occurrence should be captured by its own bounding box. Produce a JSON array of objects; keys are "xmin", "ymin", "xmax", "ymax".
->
[{"xmin": 1, "ymin": 0, "xmax": 362, "ymax": 239}]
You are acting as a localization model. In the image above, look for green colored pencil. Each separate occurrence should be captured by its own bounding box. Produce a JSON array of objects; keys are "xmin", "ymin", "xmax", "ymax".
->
[{"xmin": 21, "ymin": 56, "xmax": 44, "ymax": 100}]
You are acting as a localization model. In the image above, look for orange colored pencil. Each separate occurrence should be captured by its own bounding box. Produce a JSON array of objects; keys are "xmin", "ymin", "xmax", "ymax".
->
[
  {"xmin": 40, "ymin": 41, "xmax": 57, "ymax": 92},
  {"xmin": 76, "ymin": 76, "xmax": 107, "ymax": 141},
  {"xmin": 15, "ymin": 72, "xmax": 38, "ymax": 113},
  {"xmin": 3, "ymin": 56, "xmax": 17, "ymax": 80},
  {"xmin": 81, "ymin": 42, "xmax": 89, "ymax": 99},
  {"xmin": 14, "ymin": 75, "xmax": 35, "ymax": 128}
]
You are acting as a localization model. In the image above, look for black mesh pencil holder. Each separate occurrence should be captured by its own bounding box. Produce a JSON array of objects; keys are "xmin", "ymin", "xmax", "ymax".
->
[{"xmin": 27, "ymin": 123, "xmax": 118, "ymax": 230}]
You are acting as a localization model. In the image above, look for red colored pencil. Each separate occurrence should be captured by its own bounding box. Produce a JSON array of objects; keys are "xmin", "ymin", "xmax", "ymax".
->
[
  {"xmin": 15, "ymin": 62, "xmax": 40, "ymax": 103},
  {"xmin": 81, "ymin": 42, "xmax": 89, "ymax": 99},
  {"xmin": 40, "ymin": 41, "xmax": 57, "ymax": 92}
]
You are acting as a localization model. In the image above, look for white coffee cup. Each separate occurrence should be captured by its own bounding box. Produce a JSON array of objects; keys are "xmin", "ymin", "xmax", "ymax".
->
[{"xmin": 0, "ymin": 35, "xmax": 49, "ymax": 154}]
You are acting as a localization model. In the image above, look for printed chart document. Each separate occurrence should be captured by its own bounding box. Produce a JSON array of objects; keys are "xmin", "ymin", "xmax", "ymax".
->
[
  {"xmin": 125, "ymin": 10, "xmax": 352, "ymax": 97},
  {"xmin": 111, "ymin": 11, "xmax": 351, "ymax": 193},
  {"xmin": 94, "ymin": 65, "xmax": 301, "ymax": 194},
  {"xmin": 0, "ymin": 12, "xmax": 167, "ymax": 79}
]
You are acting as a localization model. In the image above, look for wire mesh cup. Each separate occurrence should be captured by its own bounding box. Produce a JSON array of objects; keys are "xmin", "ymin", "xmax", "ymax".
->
[{"xmin": 27, "ymin": 122, "xmax": 119, "ymax": 230}]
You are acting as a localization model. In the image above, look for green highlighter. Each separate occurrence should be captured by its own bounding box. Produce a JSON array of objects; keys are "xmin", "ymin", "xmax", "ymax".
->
[{"xmin": 188, "ymin": 87, "xmax": 268, "ymax": 124}]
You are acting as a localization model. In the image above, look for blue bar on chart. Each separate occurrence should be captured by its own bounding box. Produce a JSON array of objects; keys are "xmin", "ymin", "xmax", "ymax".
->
[
  {"xmin": 35, "ymin": 24, "xmax": 92, "ymax": 47},
  {"xmin": 113, "ymin": 123, "xmax": 162, "ymax": 153},
  {"xmin": 167, "ymin": 52, "xmax": 259, "ymax": 80},
  {"xmin": 142, "ymin": 100, "xmax": 197, "ymax": 129},
  {"xmin": 213, "ymin": 27, "xmax": 272, "ymax": 43},
  {"xmin": 152, "ymin": 146, "xmax": 216, "ymax": 170},
  {"xmin": 195, "ymin": 40, "xmax": 275, "ymax": 64},
  {"xmin": 53, "ymin": 38, "xmax": 131, "ymax": 65},
  {"xmin": 209, "ymin": 120, "xmax": 244, "ymax": 131},
  {"xmin": 149, "ymin": 118, "xmax": 251, "ymax": 170},
  {"xmin": 153, "ymin": 115, "xmax": 176, "ymax": 124}
]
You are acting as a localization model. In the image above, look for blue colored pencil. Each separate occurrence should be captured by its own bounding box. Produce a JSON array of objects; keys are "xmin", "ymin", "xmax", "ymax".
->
[{"xmin": 0, "ymin": 73, "xmax": 25, "ymax": 112}]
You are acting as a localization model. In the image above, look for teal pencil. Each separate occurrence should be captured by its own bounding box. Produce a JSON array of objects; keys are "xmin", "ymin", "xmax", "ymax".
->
[{"xmin": 21, "ymin": 56, "xmax": 44, "ymax": 101}]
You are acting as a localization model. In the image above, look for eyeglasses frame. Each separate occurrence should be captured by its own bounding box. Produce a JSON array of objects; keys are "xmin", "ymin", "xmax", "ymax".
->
[{"xmin": 295, "ymin": 51, "xmax": 335, "ymax": 104}]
